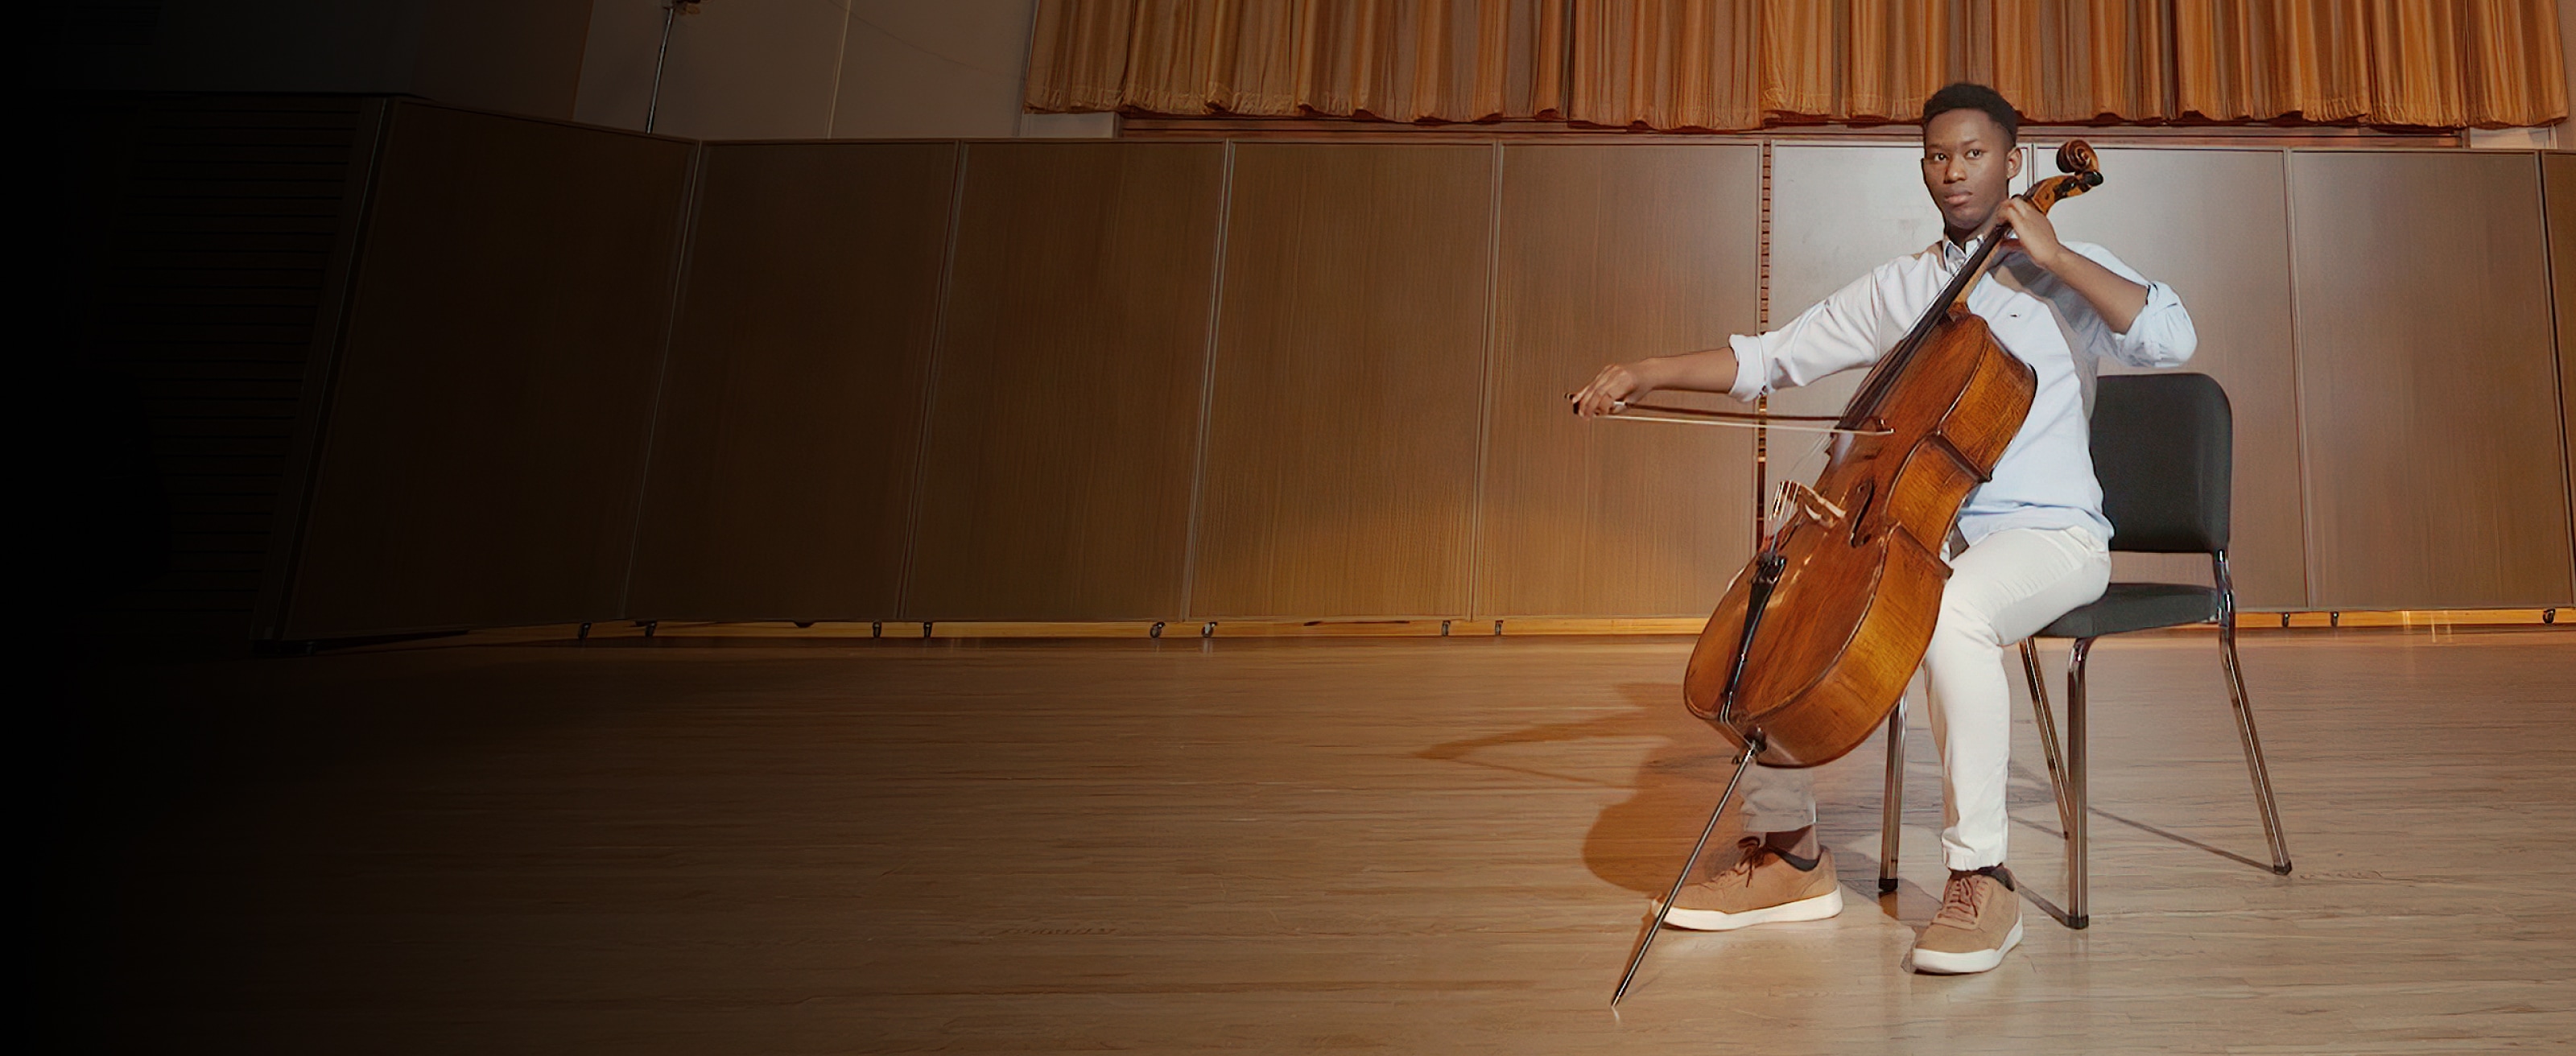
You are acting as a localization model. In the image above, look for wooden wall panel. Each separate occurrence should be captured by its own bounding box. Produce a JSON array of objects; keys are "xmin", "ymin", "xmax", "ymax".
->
[
  {"xmin": 2041, "ymin": 146, "xmax": 2309, "ymax": 608},
  {"xmin": 2548, "ymin": 153, "xmax": 2576, "ymax": 588},
  {"xmin": 1191, "ymin": 144, "xmax": 1493, "ymax": 618},
  {"xmin": 1476, "ymin": 145, "xmax": 1759, "ymax": 617},
  {"xmin": 902, "ymin": 142, "xmax": 1224, "ymax": 621},
  {"xmin": 626, "ymin": 143, "xmax": 956, "ymax": 621},
  {"xmin": 283, "ymin": 103, "xmax": 694, "ymax": 637},
  {"xmin": 2290, "ymin": 151, "xmax": 2575, "ymax": 608}
]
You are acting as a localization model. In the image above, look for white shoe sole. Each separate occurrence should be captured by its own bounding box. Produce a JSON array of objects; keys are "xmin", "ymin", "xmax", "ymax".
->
[
  {"xmin": 1910, "ymin": 918, "xmax": 2024, "ymax": 975},
  {"xmin": 1657, "ymin": 886, "xmax": 1844, "ymax": 932}
]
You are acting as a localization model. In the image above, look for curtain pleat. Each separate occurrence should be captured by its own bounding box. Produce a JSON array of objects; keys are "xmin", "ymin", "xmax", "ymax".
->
[
  {"xmin": 1023, "ymin": 0, "xmax": 2567, "ymax": 130},
  {"xmin": 1122, "ymin": 0, "xmax": 1217, "ymax": 114},
  {"xmin": 1990, "ymin": 0, "xmax": 2171, "ymax": 123},
  {"xmin": 1843, "ymin": 0, "xmax": 1947, "ymax": 120},
  {"xmin": 1026, "ymin": 0, "xmax": 1141, "ymax": 113},
  {"xmin": 2174, "ymin": 0, "xmax": 2372, "ymax": 122},
  {"xmin": 1210, "ymin": 0, "xmax": 1302, "ymax": 114},
  {"xmin": 2365, "ymin": 0, "xmax": 2466, "ymax": 126},
  {"xmin": 1758, "ymin": 0, "xmax": 1836, "ymax": 115},
  {"xmin": 2458, "ymin": 0, "xmax": 2566, "ymax": 126},
  {"xmin": 1569, "ymin": 0, "xmax": 1761, "ymax": 130}
]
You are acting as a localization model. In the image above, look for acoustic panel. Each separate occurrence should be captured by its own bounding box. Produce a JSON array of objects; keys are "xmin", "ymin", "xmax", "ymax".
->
[
  {"xmin": 1191, "ymin": 144, "xmax": 1494, "ymax": 618},
  {"xmin": 2289, "ymin": 151, "xmax": 2574, "ymax": 608},
  {"xmin": 627, "ymin": 142, "xmax": 957, "ymax": 621},
  {"xmin": 1476, "ymin": 144, "xmax": 1760, "ymax": 617},
  {"xmin": 902, "ymin": 142, "xmax": 1225, "ymax": 621},
  {"xmin": 2041, "ymin": 146, "xmax": 2309, "ymax": 608},
  {"xmin": 283, "ymin": 103, "xmax": 694, "ymax": 637}
]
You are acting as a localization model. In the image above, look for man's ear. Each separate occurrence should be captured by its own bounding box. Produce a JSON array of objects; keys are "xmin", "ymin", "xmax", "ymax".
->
[{"xmin": 2006, "ymin": 147, "xmax": 2022, "ymax": 179}]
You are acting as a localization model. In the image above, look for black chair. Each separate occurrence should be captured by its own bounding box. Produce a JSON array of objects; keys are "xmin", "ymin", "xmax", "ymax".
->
[{"xmin": 1872, "ymin": 372, "xmax": 2293, "ymax": 929}]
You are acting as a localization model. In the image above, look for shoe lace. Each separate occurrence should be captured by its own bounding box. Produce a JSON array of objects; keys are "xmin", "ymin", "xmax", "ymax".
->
[
  {"xmin": 1711, "ymin": 836, "xmax": 1771, "ymax": 888},
  {"xmin": 1933, "ymin": 871, "xmax": 1988, "ymax": 928}
]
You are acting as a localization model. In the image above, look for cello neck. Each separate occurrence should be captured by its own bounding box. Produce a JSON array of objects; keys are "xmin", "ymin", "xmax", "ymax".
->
[{"xmin": 1837, "ymin": 227, "xmax": 2008, "ymax": 429}]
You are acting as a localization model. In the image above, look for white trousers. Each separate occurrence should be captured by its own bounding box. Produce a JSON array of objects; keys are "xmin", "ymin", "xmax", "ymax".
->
[{"xmin": 1740, "ymin": 525, "xmax": 2111, "ymax": 871}]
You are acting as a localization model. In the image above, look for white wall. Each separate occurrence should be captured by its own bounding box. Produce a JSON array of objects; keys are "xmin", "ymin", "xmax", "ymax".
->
[{"xmin": 570, "ymin": 0, "xmax": 1104, "ymax": 140}]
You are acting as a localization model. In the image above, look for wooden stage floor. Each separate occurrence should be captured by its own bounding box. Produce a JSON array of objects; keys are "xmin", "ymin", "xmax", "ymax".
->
[{"xmin": 67, "ymin": 626, "xmax": 2576, "ymax": 1053}]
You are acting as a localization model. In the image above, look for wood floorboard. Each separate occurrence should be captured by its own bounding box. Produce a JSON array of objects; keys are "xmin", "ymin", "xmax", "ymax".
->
[{"xmin": 69, "ymin": 628, "xmax": 2576, "ymax": 1053}]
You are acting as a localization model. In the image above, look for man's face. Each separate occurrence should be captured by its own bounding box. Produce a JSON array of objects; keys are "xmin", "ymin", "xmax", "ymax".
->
[{"xmin": 1921, "ymin": 109, "xmax": 2021, "ymax": 237}]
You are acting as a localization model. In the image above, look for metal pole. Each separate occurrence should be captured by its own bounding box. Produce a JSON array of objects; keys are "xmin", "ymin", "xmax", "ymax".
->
[
  {"xmin": 645, "ymin": 3, "xmax": 679, "ymax": 133},
  {"xmin": 2215, "ymin": 551, "xmax": 2293, "ymax": 874},
  {"xmin": 1876, "ymin": 699, "xmax": 1905, "ymax": 893},
  {"xmin": 2066, "ymin": 637, "xmax": 2094, "ymax": 928},
  {"xmin": 2021, "ymin": 638, "xmax": 2077, "ymax": 838},
  {"xmin": 1613, "ymin": 738, "xmax": 1763, "ymax": 1005}
]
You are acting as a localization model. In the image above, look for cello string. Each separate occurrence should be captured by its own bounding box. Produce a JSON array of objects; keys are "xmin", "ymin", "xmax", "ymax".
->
[{"xmin": 1768, "ymin": 435, "xmax": 1835, "ymax": 537}]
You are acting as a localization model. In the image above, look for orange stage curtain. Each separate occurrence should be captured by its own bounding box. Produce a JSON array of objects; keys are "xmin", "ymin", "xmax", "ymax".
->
[
  {"xmin": 2452, "ymin": 0, "xmax": 2566, "ymax": 126},
  {"xmin": 1026, "ymin": 0, "xmax": 2566, "ymax": 130},
  {"xmin": 1026, "ymin": 0, "xmax": 1141, "ymax": 112},
  {"xmin": 1566, "ymin": 0, "xmax": 1760, "ymax": 130},
  {"xmin": 2174, "ymin": 0, "xmax": 2373, "ymax": 122},
  {"xmin": 1991, "ymin": 1, "xmax": 2174, "ymax": 124}
]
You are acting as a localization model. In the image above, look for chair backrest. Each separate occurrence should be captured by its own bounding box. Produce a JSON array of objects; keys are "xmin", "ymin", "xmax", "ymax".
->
[{"xmin": 2091, "ymin": 373, "xmax": 2231, "ymax": 554}]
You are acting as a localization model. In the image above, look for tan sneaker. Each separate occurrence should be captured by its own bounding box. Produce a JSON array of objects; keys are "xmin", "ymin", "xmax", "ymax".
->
[
  {"xmin": 1657, "ymin": 837, "xmax": 1843, "ymax": 931},
  {"xmin": 1912, "ymin": 866, "xmax": 2024, "ymax": 974}
]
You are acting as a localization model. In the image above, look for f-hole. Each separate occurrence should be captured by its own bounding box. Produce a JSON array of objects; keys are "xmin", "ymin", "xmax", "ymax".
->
[{"xmin": 1843, "ymin": 479, "xmax": 1876, "ymax": 547}]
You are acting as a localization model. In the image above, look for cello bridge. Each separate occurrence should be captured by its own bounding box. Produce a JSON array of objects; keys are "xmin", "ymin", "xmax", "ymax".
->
[{"xmin": 1769, "ymin": 480, "xmax": 1847, "ymax": 529}]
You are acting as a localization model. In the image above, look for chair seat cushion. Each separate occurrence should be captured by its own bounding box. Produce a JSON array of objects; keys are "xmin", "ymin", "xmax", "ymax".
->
[{"xmin": 2037, "ymin": 582, "xmax": 2222, "ymax": 640}]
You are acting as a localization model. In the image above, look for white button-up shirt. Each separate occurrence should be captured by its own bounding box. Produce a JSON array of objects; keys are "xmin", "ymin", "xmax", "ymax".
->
[{"xmin": 1727, "ymin": 237, "xmax": 2198, "ymax": 545}]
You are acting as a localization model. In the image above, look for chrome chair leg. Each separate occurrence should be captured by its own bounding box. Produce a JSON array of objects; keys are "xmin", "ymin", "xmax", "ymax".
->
[
  {"xmin": 1878, "ymin": 697, "xmax": 1905, "ymax": 893},
  {"xmin": 2021, "ymin": 639, "xmax": 2077, "ymax": 839},
  {"xmin": 2219, "ymin": 618, "xmax": 2294, "ymax": 875},
  {"xmin": 2065, "ymin": 636, "xmax": 2094, "ymax": 930},
  {"xmin": 2213, "ymin": 552, "xmax": 2293, "ymax": 877}
]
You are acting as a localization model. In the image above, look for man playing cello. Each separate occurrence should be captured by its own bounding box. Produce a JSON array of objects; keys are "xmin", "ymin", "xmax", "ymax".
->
[{"xmin": 1571, "ymin": 83, "xmax": 2197, "ymax": 975}]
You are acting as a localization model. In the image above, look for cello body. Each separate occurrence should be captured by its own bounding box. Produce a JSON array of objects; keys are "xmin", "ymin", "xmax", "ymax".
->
[
  {"xmin": 1682, "ymin": 142, "xmax": 2103, "ymax": 768},
  {"xmin": 1683, "ymin": 312, "xmax": 2033, "ymax": 765}
]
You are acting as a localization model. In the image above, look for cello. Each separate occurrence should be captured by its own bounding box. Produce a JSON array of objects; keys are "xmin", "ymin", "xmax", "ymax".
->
[{"xmin": 1605, "ymin": 142, "xmax": 2107, "ymax": 1003}]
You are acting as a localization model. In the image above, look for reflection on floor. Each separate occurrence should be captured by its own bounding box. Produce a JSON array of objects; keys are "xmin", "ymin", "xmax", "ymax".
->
[{"xmin": 61, "ymin": 626, "xmax": 2576, "ymax": 1053}]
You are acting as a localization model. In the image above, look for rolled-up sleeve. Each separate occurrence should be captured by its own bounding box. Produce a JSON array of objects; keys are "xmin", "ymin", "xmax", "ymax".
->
[
  {"xmin": 1727, "ymin": 269, "xmax": 1897, "ymax": 401},
  {"xmin": 2071, "ymin": 243, "xmax": 2195, "ymax": 368}
]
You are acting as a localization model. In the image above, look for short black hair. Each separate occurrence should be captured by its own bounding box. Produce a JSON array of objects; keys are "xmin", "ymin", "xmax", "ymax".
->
[{"xmin": 1922, "ymin": 83, "xmax": 2019, "ymax": 145}]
